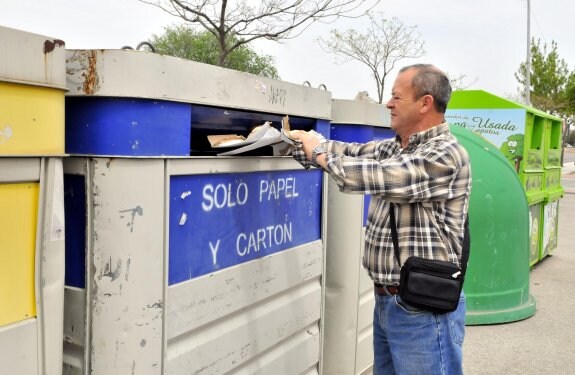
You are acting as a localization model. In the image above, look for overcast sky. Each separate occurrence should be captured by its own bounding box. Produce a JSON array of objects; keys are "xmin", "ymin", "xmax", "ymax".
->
[{"xmin": 1, "ymin": 0, "xmax": 572, "ymax": 103}]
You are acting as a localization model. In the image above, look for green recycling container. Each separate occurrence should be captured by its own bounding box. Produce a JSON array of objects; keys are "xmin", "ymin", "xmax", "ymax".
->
[
  {"xmin": 447, "ymin": 90, "xmax": 563, "ymax": 266},
  {"xmin": 540, "ymin": 119, "xmax": 564, "ymax": 260},
  {"xmin": 450, "ymin": 124, "xmax": 536, "ymax": 325}
]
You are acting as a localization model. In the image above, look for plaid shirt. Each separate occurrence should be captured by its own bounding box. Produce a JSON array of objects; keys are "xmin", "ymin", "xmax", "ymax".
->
[{"xmin": 296, "ymin": 123, "xmax": 471, "ymax": 285}]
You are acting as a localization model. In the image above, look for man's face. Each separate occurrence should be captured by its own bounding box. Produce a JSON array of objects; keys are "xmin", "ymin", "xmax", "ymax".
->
[{"xmin": 386, "ymin": 69, "xmax": 420, "ymax": 133}]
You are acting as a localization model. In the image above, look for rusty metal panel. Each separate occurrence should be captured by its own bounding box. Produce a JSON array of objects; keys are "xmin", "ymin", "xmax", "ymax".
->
[
  {"xmin": 331, "ymin": 99, "xmax": 391, "ymax": 127},
  {"xmin": 65, "ymin": 49, "xmax": 332, "ymax": 120},
  {"xmin": 0, "ymin": 25, "xmax": 66, "ymax": 89}
]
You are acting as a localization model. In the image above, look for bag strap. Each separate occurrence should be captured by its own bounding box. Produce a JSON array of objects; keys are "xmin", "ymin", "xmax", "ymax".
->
[
  {"xmin": 389, "ymin": 204, "xmax": 470, "ymax": 274},
  {"xmin": 389, "ymin": 204, "xmax": 402, "ymax": 267}
]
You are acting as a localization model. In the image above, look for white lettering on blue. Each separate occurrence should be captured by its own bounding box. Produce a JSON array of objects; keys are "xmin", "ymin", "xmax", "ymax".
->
[
  {"xmin": 209, "ymin": 240, "xmax": 220, "ymax": 266},
  {"xmin": 202, "ymin": 182, "xmax": 248, "ymax": 211},
  {"xmin": 259, "ymin": 177, "xmax": 299, "ymax": 202},
  {"xmin": 236, "ymin": 222, "xmax": 293, "ymax": 257}
]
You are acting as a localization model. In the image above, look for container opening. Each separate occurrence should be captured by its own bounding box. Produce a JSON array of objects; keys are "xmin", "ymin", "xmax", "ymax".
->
[
  {"xmin": 189, "ymin": 104, "xmax": 316, "ymax": 156},
  {"xmin": 549, "ymin": 121, "xmax": 562, "ymax": 149},
  {"xmin": 531, "ymin": 116, "xmax": 544, "ymax": 150}
]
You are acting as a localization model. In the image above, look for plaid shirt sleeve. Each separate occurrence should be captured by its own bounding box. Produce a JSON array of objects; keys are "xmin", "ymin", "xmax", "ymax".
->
[{"xmin": 324, "ymin": 136, "xmax": 468, "ymax": 203}]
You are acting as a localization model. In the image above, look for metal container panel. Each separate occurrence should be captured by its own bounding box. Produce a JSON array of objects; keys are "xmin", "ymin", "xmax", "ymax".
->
[
  {"xmin": 0, "ymin": 181, "xmax": 38, "ymax": 326},
  {"xmin": 65, "ymin": 49, "xmax": 332, "ymax": 120},
  {"xmin": 0, "ymin": 319, "xmax": 39, "ymax": 374},
  {"xmin": 166, "ymin": 251, "xmax": 322, "ymax": 374},
  {"xmin": 63, "ymin": 288, "xmax": 86, "ymax": 351},
  {"xmin": 321, "ymin": 99, "xmax": 393, "ymax": 374},
  {"xmin": 90, "ymin": 158, "xmax": 165, "ymax": 374},
  {"xmin": 167, "ymin": 158, "xmax": 323, "ymax": 374},
  {"xmin": 62, "ymin": 157, "xmax": 324, "ymax": 374},
  {"xmin": 0, "ymin": 81, "xmax": 65, "ymax": 155},
  {"xmin": 356, "ymin": 287, "xmax": 375, "ymax": 374},
  {"xmin": 331, "ymin": 99, "xmax": 390, "ymax": 127},
  {"xmin": 0, "ymin": 158, "xmax": 65, "ymax": 375},
  {"xmin": 65, "ymin": 97, "xmax": 192, "ymax": 156},
  {"xmin": 0, "ymin": 25, "xmax": 66, "ymax": 89},
  {"xmin": 322, "ymin": 180, "xmax": 373, "ymax": 375},
  {"xmin": 541, "ymin": 199, "xmax": 560, "ymax": 259}
]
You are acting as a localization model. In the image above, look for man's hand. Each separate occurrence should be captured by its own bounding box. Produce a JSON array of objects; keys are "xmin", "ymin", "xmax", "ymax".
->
[{"xmin": 290, "ymin": 130, "xmax": 321, "ymax": 162}]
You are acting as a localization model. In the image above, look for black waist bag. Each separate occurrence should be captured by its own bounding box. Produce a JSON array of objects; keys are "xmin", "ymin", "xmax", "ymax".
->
[
  {"xmin": 399, "ymin": 256, "xmax": 464, "ymax": 313},
  {"xmin": 390, "ymin": 205, "xmax": 470, "ymax": 314}
]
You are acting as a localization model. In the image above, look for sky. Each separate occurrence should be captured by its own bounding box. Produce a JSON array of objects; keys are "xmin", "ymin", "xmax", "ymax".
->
[{"xmin": 1, "ymin": 0, "xmax": 573, "ymax": 103}]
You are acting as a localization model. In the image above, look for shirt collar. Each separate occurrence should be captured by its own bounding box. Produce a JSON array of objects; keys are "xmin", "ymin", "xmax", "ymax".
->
[{"xmin": 394, "ymin": 122, "xmax": 450, "ymax": 149}]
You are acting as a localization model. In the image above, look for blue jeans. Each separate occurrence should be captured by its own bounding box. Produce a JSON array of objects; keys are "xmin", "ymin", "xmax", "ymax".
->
[{"xmin": 373, "ymin": 291, "xmax": 466, "ymax": 375}]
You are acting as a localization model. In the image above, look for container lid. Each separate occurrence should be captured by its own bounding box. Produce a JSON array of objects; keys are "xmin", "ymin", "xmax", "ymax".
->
[
  {"xmin": 0, "ymin": 25, "xmax": 66, "ymax": 90},
  {"xmin": 66, "ymin": 49, "xmax": 332, "ymax": 120},
  {"xmin": 331, "ymin": 98, "xmax": 390, "ymax": 127}
]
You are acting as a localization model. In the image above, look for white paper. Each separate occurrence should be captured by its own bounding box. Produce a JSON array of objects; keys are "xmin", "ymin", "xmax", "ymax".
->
[{"xmin": 218, "ymin": 126, "xmax": 283, "ymax": 155}]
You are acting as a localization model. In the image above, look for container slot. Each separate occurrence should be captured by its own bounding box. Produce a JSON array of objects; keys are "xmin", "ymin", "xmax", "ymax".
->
[
  {"xmin": 531, "ymin": 116, "xmax": 544, "ymax": 150},
  {"xmin": 189, "ymin": 104, "xmax": 316, "ymax": 156}
]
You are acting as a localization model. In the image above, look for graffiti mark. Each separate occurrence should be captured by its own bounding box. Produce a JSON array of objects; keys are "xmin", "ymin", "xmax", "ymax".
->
[
  {"xmin": 119, "ymin": 206, "xmax": 144, "ymax": 232},
  {"xmin": 268, "ymin": 86, "xmax": 287, "ymax": 106},
  {"xmin": 102, "ymin": 256, "xmax": 122, "ymax": 281}
]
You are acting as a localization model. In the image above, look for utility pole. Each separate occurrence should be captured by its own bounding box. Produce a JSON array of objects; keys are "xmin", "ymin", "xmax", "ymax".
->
[{"xmin": 525, "ymin": 0, "xmax": 531, "ymax": 106}]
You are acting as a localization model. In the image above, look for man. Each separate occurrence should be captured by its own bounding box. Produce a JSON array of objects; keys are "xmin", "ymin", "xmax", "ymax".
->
[{"xmin": 291, "ymin": 64, "xmax": 471, "ymax": 375}]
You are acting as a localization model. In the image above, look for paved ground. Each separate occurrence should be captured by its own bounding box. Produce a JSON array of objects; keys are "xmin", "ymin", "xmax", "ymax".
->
[{"xmin": 463, "ymin": 158, "xmax": 575, "ymax": 375}]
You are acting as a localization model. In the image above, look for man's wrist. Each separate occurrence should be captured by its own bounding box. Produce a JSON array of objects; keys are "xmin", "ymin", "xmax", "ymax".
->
[
  {"xmin": 311, "ymin": 145, "xmax": 327, "ymax": 166},
  {"xmin": 315, "ymin": 153, "xmax": 327, "ymax": 168}
]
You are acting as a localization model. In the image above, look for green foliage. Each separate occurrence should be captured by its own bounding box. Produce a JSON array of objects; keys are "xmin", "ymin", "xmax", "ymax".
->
[
  {"xmin": 564, "ymin": 72, "xmax": 575, "ymax": 116},
  {"xmin": 150, "ymin": 25, "xmax": 279, "ymax": 79},
  {"xmin": 515, "ymin": 39, "xmax": 571, "ymax": 115}
]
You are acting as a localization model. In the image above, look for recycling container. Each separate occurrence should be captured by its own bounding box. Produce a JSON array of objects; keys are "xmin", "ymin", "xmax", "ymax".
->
[
  {"xmin": 321, "ymin": 99, "xmax": 392, "ymax": 375},
  {"xmin": 447, "ymin": 90, "xmax": 562, "ymax": 266},
  {"xmin": 0, "ymin": 26, "xmax": 66, "ymax": 375},
  {"xmin": 451, "ymin": 124, "xmax": 536, "ymax": 325},
  {"xmin": 62, "ymin": 49, "xmax": 331, "ymax": 375},
  {"xmin": 540, "ymin": 118, "xmax": 564, "ymax": 259}
]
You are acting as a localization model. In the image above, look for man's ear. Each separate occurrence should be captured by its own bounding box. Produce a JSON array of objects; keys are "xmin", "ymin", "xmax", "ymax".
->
[{"xmin": 419, "ymin": 94, "xmax": 434, "ymax": 113}]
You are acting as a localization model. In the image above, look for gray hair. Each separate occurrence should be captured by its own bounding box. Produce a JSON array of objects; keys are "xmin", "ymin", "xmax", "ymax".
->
[{"xmin": 399, "ymin": 64, "xmax": 452, "ymax": 113}]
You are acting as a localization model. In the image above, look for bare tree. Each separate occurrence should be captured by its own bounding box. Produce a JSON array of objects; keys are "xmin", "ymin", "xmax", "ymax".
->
[
  {"xmin": 446, "ymin": 72, "xmax": 477, "ymax": 91},
  {"xmin": 317, "ymin": 13, "xmax": 424, "ymax": 103},
  {"xmin": 139, "ymin": 0, "xmax": 380, "ymax": 67}
]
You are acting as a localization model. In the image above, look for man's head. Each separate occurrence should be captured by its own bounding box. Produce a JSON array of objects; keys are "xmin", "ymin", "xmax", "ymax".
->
[{"xmin": 386, "ymin": 64, "xmax": 451, "ymax": 144}]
